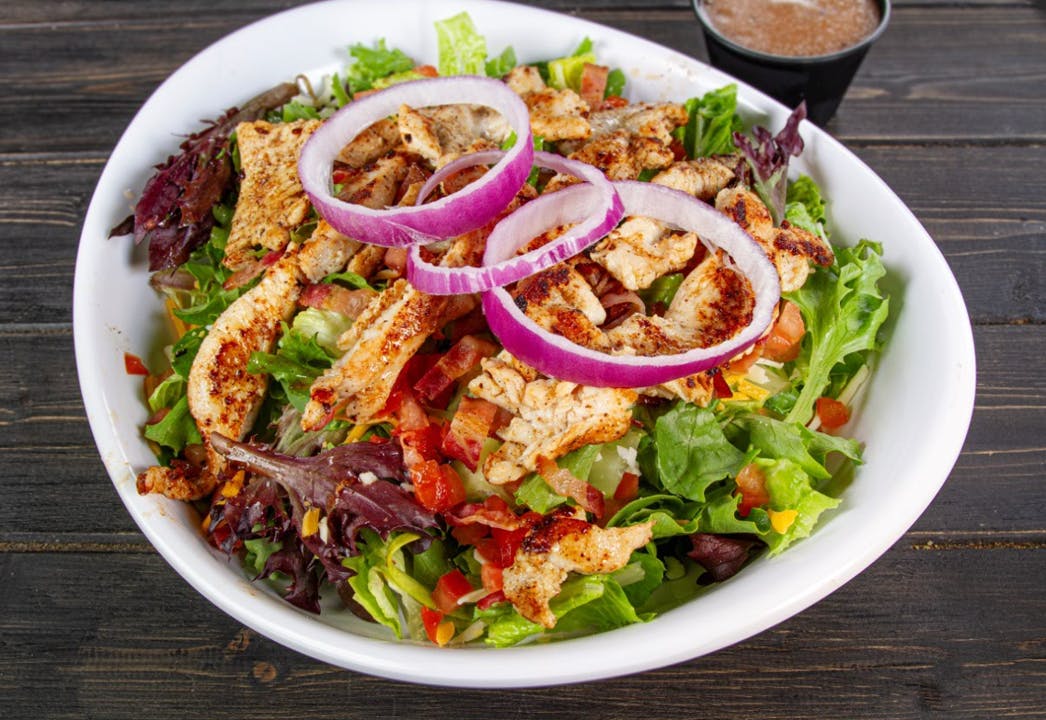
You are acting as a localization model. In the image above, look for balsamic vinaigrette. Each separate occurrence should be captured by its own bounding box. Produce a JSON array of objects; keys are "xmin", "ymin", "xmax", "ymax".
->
[{"xmin": 703, "ymin": 0, "xmax": 881, "ymax": 58}]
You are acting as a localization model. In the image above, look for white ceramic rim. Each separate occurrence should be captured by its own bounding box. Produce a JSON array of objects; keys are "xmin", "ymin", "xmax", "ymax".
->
[{"xmin": 73, "ymin": 0, "xmax": 976, "ymax": 688}]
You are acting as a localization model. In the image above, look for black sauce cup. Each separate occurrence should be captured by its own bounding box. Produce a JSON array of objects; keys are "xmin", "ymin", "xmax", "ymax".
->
[{"xmin": 692, "ymin": 0, "xmax": 891, "ymax": 125}]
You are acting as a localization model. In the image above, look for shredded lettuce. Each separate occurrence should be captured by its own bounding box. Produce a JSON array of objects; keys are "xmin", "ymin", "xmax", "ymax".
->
[
  {"xmin": 436, "ymin": 12, "xmax": 490, "ymax": 76},
  {"xmin": 344, "ymin": 39, "xmax": 414, "ymax": 94},
  {"xmin": 785, "ymin": 174, "xmax": 828, "ymax": 238}
]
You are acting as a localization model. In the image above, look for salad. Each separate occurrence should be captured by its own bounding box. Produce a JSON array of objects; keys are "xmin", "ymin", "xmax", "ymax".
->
[{"xmin": 118, "ymin": 12, "xmax": 890, "ymax": 647}]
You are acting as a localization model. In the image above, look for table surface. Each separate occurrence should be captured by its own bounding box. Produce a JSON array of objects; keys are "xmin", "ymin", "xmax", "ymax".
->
[{"xmin": 3, "ymin": 0, "xmax": 1044, "ymax": 716}]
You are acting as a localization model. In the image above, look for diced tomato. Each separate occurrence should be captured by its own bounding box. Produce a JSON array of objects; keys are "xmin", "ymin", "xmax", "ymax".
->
[
  {"xmin": 414, "ymin": 335, "xmax": 498, "ymax": 402},
  {"xmin": 441, "ymin": 396, "xmax": 498, "ymax": 471},
  {"xmin": 726, "ymin": 346, "xmax": 762, "ymax": 374},
  {"xmin": 579, "ymin": 63, "xmax": 609, "ymax": 108},
  {"xmin": 480, "ymin": 562, "xmax": 504, "ymax": 593},
  {"xmin": 477, "ymin": 524, "xmax": 528, "ymax": 569},
  {"xmin": 763, "ymin": 300, "xmax": 806, "ymax": 362},
  {"xmin": 815, "ymin": 396, "xmax": 851, "ymax": 431},
  {"xmin": 411, "ymin": 460, "xmax": 466, "ymax": 512},
  {"xmin": 614, "ymin": 472, "xmax": 640, "ymax": 502},
  {"xmin": 299, "ymin": 282, "xmax": 376, "ymax": 318},
  {"xmin": 414, "ymin": 64, "xmax": 439, "ymax": 78},
  {"xmin": 420, "ymin": 606, "xmax": 444, "ymax": 644},
  {"xmin": 735, "ymin": 463, "xmax": 770, "ymax": 517},
  {"xmin": 711, "ymin": 369, "xmax": 733, "ymax": 399},
  {"xmin": 477, "ymin": 590, "xmax": 507, "ymax": 610},
  {"xmin": 124, "ymin": 352, "xmax": 149, "ymax": 376},
  {"xmin": 432, "ymin": 569, "xmax": 475, "ymax": 615}
]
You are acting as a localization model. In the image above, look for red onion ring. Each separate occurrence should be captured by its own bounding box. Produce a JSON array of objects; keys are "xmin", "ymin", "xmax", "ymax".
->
[
  {"xmin": 481, "ymin": 181, "xmax": 781, "ymax": 388},
  {"xmin": 406, "ymin": 151, "xmax": 624, "ymax": 295},
  {"xmin": 298, "ymin": 77, "xmax": 534, "ymax": 247}
]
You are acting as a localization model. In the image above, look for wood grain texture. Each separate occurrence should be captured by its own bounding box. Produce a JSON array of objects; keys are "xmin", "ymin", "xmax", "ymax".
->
[
  {"xmin": 1, "ymin": 0, "xmax": 1043, "ymax": 715},
  {"xmin": 1, "ymin": 545, "xmax": 1042, "ymax": 719}
]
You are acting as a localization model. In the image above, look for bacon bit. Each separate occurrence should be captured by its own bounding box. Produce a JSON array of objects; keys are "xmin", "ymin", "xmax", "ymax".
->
[
  {"xmin": 299, "ymin": 282, "xmax": 376, "ymax": 318},
  {"xmin": 441, "ymin": 396, "xmax": 498, "ymax": 471},
  {"xmin": 579, "ymin": 63, "xmax": 610, "ymax": 108},
  {"xmin": 535, "ymin": 456, "xmax": 606, "ymax": 519},
  {"xmin": 669, "ymin": 137, "xmax": 688, "ymax": 162},
  {"xmin": 222, "ymin": 248, "xmax": 284, "ymax": 290},
  {"xmin": 600, "ymin": 95, "xmax": 629, "ymax": 110},
  {"xmin": 446, "ymin": 496, "xmax": 524, "ymax": 532},
  {"xmin": 384, "ymin": 246, "xmax": 408, "ymax": 275},
  {"xmin": 124, "ymin": 352, "xmax": 150, "ymax": 376},
  {"xmin": 414, "ymin": 335, "xmax": 498, "ymax": 402}
]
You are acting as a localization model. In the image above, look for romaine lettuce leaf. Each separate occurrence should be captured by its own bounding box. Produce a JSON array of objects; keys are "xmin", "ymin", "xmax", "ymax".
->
[
  {"xmin": 739, "ymin": 413, "xmax": 861, "ymax": 481},
  {"xmin": 248, "ymin": 323, "xmax": 336, "ymax": 411},
  {"xmin": 648, "ymin": 402, "xmax": 745, "ymax": 501},
  {"xmin": 143, "ymin": 395, "xmax": 201, "ymax": 454},
  {"xmin": 435, "ymin": 12, "xmax": 489, "ymax": 76},
  {"xmin": 785, "ymin": 174, "xmax": 828, "ymax": 238}
]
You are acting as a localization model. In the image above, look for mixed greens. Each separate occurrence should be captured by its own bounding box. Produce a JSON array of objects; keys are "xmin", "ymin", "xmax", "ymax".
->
[{"xmin": 125, "ymin": 13, "xmax": 891, "ymax": 648}]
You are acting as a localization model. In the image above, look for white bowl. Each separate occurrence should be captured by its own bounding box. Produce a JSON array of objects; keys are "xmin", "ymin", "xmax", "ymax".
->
[{"xmin": 73, "ymin": 0, "xmax": 975, "ymax": 687}]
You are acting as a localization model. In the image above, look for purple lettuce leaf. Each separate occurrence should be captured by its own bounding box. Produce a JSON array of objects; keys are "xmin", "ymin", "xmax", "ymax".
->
[
  {"xmin": 687, "ymin": 533, "xmax": 763, "ymax": 582},
  {"xmin": 113, "ymin": 82, "xmax": 299, "ymax": 271},
  {"xmin": 732, "ymin": 102, "xmax": 806, "ymax": 225},
  {"xmin": 210, "ymin": 433, "xmax": 437, "ymax": 600}
]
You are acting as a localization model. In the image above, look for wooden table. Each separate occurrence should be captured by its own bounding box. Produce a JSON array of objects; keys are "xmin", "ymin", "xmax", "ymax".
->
[{"xmin": 3, "ymin": 0, "xmax": 1043, "ymax": 716}]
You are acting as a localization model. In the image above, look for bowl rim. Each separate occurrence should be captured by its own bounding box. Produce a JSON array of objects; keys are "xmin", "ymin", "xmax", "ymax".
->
[
  {"xmin": 692, "ymin": 0, "xmax": 892, "ymax": 65},
  {"xmin": 72, "ymin": 0, "xmax": 974, "ymax": 688}
]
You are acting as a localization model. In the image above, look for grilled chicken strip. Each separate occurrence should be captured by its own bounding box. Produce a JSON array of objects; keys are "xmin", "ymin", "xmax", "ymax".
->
[
  {"xmin": 223, "ymin": 119, "xmax": 319, "ymax": 269},
  {"xmin": 301, "ymin": 278, "xmax": 449, "ymax": 428},
  {"xmin": 652, "ymin": 156, "xmax": 741, "ymax": 202},
  {"xmin": 716, "ymin": 186, "xmax": 834, "ymax": 292},
  {"xmin": 469, "ymin": 354, "xmax": 636, "ymax": 484},
  {"xmin": 503, "ymin": 510, "xmax": 654, "ymax": 628},
  {"xmin": 504, "ymin": 65, "xmax": 591, "ymax": 142},
  {"xmin": 590, "ymin": 215, "xmax": 699, "ymax": 291},
  {"xmin": 397, "ymin": 103, "xmax": 510, "ymax": 166},
  {"xmin": 188, "ymin": 249, "xmax": 302, "ymax": 468}
]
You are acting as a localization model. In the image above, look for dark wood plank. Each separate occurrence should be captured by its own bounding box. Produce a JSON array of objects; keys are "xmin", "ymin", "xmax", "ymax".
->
[
  {"xmin": 1, "ymin": 543, "xmax": 1042, "ymax": 719},
  {"xmin": 1, "ymin": 324, "xmax": 1041, "ymax": 540},
  {"xmin": 1, "ymin": 5, "xmax": 1044, "ymax": 155}
]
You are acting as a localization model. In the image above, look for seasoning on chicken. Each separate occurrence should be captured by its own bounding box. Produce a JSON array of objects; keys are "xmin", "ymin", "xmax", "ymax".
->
[
  {"xmin": 608, "ymin": 251, "xmax": 755, "ymax": 354},
  {"xmin": 301, "ymin": 278, "xmax": 449, "ymax": 429},
  {"xmin": 716, "ymin": 186, "xmax": 834, "ymax": 292},
  {"xmin": 590, "ymin": 215, "xmax": 699, "ymax": 291},
  {"xmin": 652, "ymin": 155, "xmax": 742, "ymax": 202},
  {"xmin": 397, "ymin": 103, "xmax": 510, "ymax": 166},
  {"xmin": 297, "ymin": 219, "xmax": 362, "ymax": 283},
  {"xmin": 504, "ymin": 65, "xmax": 591, "ymax": 142},
  {"xmin": 587, "ymin": 101, "xmax": 689, "ymax": 145},
  {"xmin": 223, "ymin": 119, "xmax": 320, "ymax": 269},
  {"xmin": 336, "ymin": 153, "xmax": 410, "ymax": 210},
  {"xmin": 337, "ymin": 116, "xmax": 401, "ymax": 168},
  {"xmin": 468, "ymin": 355, "xmax": 636, "ymax": 484},
  {"xmin": 502, "ymin": 510, "xmax": 654, "ymax": 627}
]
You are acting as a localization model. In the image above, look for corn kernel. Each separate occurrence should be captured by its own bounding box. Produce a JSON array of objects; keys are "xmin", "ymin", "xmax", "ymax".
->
[
  {"xmin": 435, "ymin": 620, "xmax": 456, "ymax": 646},
  {"xmin": 302, "ymin": 507, "xmax": 321, "ymax": 537},
  {"xmin": 221, "ymin": 470, "xmax": 245, "ymax": 498},
  {"xmin": 769, "ymin": 509, "xmax": 799, "ymax": 534}
]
